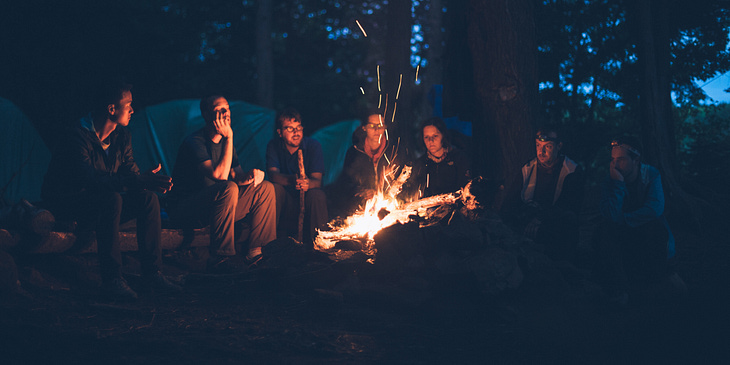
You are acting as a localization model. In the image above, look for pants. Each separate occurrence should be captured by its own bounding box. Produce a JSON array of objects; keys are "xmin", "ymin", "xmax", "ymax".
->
[
  {"xmin": 273, "ymin": 183, "xmax": 328, "ymax": 248},
  {"xmin": 169, "ymin": 181, "xmax": 276, "ymax": 256},
  {"xmin": 47, "ymin": 190, "xmax": 162, "ymax": 282},
  {"xmin": 594, "ymin": 219, "xmax": 669, "ymax": 294}
]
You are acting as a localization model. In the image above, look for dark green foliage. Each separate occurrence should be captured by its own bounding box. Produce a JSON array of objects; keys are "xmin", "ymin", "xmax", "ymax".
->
[{"xmin": 677, "ymin": 103, "xmax": 730, "ymax": 194}]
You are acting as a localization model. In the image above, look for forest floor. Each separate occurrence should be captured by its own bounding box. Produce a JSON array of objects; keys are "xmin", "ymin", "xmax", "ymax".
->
[{"xmin": 1, "ymin": 200, "xmax": 729, "ymax": 364}]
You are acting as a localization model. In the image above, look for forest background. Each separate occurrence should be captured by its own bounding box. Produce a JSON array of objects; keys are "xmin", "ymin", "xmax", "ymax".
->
[{"xmin": 1, "ymin": 0, "xmax": 729, "ymax": 222}]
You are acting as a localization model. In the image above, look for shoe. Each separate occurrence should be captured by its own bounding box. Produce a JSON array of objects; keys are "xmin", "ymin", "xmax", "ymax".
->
[
  {"xmin": 207, "ymin": 255, "xmax": 245, "ymax": 274},
  {"xmin": 147, "ymin": 271, "xmax": 183, "ymax": 293},
  {"xmin": 103, "ymin": 276, "xmax": 138, "ymax": 301},
  {"xmin": 244, "ymin": 253, "xmax": 263, "ymax": 268}
]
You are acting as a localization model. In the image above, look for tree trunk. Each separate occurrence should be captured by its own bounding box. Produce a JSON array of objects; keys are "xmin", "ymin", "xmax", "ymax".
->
[
  {"xmin": 467, "ymin": 0, "xmax": 537, "ymax": 206},
  {"xmin": 255, "ymin": 0, "xmax": 274, "ymax": 108},
  {"xmin": 636, "ymin": 0, "xmax": 704, "ymax": 228}
]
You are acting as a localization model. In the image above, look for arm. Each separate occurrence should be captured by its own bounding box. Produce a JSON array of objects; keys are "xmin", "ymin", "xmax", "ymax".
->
[
  {"xmin": 623, "ymin": 172, "xmax": 664, "ymax": 227},
  {"xmin": 200, "ymin": 111, "xmax": 235, "ymax": 181}
]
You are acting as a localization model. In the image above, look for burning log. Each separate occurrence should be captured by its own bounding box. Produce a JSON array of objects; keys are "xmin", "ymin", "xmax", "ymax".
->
[{"xmin": 314, "ymin": 180, "xmax": 478, "ymax": 252}]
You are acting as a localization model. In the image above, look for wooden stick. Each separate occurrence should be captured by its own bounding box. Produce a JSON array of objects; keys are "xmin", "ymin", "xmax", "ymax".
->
[{"xmin": 297, "ymin": 149, "xmax": 305, "ymax": 244}]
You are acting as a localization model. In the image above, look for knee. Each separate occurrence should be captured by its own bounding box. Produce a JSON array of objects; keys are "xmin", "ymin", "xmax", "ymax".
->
[
  {"xmin": 140, "ymin": 190, "xmax": 160, "ymax": 211},
  {"xmin": 99, "ymin": 191, "xmax": 124, "ymax": 212},
  {"xmin": 258, "ymin": 180, "xmax": 275, "ymax": 198},
  {"xmin": 215, "ymin": 181, "xmax": 239, "ymax": 203}
]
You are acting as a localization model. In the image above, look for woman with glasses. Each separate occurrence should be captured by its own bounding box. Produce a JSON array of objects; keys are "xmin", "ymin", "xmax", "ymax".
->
[{"xmin": 332, "ymin": 110, "xmax": 400, "ymax": 215}]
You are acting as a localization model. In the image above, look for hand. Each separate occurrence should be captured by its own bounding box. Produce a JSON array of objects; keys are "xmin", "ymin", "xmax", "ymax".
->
[
  {"xmin": 213, "ymin": 110, "xmax": 233, "ymax": 139},
  {"xmin": 295, "ymin": 177, "xmax": 309, "ymax": 192},
  {"xmin": 239, "ymin": 169, "xmax": 265, "ymax": 186},
  {"xmin": 524, "ymin": 217, "xmax": 541, "ymax": 239},
  {"xmin": 609, "ymin": 160, "xmax": 624, "ymax": 182},
  {"xmin": 139, "ymin": 164, "xmax": 173, "ymax": 193}
]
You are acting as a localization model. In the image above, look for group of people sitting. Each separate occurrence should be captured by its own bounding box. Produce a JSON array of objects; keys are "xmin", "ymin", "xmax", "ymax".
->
[{"xmin": 40, "ymin": 79, "xmax": 675, "ymax": 305}]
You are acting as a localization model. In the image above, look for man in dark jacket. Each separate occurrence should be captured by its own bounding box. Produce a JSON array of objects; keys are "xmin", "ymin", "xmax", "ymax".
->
[
  {"xmin": 42, "ymin": 80, "xmax": 178, "ymax": 300},
  {"xmin": 505, "ymin": 127, "xmax": 584, "ymax": 261}
]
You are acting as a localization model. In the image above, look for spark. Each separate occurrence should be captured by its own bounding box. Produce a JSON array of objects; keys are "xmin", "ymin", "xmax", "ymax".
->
[
  {"xmin": 391, "ymin": 102, "xmax": 397, "ymax": 123},
  {"xmin": 378, "ymin": 94, "xmax": 382, "ymax": 108},
  {"xmin": 426, "ymin": 173, "xmax": 430, "ymax": 188},
  {"xmin": 384, "ymin": 153, "xmax": 391, "ymax": 165},
  {"xmin": 415, "ymin": 65, "xmax": 420, "ymax": 83},
  {"xmin": 377, "ymin": 65, "xmax": 381, "ymax": 92},
  {"xmin": 385, "ymin": 129, "xmax": 389, "ymax": 142},
  {"xmin": 360, "ymin": 87, "xmax": 365, "ymax": 94},
  {"xmin": 396, "ymin": 74, "xmax": 402, "ymax": 100},
  {"xmin": 355, "ymin": 20, "xmax": 368, "ymax": 37}
]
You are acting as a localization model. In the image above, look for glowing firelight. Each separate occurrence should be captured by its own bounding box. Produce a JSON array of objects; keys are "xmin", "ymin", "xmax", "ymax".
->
[
  {"xmin": 415, "ymin": 65, "xmax": 420, "ymax": 83},
  {"xmin": 314, "ymin": 171, "xmax": 478, "ymax": 253}
]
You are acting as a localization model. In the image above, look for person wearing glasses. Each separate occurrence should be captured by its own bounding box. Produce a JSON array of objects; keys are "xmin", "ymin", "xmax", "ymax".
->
[
  {"xmin": 167, "ymin": 95, "xmax": 276, "ymax": 272},
  {"xmin": 265, "ymin": 108, "xmax": 328, "ymax": 249},
  {"xmin": 333, "ymin": 109, "xmax": 400, "ymax": 215},
  {"xmin": 505, "ymin": 126, "xmax": 584, "ymax": 262},
  {"xmin": 400, "ymin": 116, "xmax": 472, "ymax": 201},
  {"xmin": 595, "ymin": 135, "xmax": 675, "ymax": 306}
]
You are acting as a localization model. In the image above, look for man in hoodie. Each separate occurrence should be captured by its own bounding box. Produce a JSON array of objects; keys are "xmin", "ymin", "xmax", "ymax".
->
[{"xmin": 506, "ymin": 127, "xmax": 584, "ymax": 262}]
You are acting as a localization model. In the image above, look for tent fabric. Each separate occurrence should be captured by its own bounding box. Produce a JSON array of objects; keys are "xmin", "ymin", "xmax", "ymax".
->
[
  {"xmin": 0, "ymin": 97, "xmax": 51, "ymax": 205},
  {"xmin": 129, "ymin": 99, "xmax": 276, "ymax": 176},
  {"xmin": 128, "ymin": 98, "xmax": 359, "ymax": 188},
  {"xmin": 310, "ymin": 119, "xmax": 361, "ymax": 186}
]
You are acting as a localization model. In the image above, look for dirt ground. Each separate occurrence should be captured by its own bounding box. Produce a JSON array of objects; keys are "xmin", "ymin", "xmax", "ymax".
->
[{"xmin": 1, "ymin": 209, "xmax": 729, "ymax": 364}]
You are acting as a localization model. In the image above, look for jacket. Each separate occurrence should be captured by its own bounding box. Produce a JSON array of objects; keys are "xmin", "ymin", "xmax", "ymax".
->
[
  {"xmin": 41, "ymin": 116, "xmax": 141, "ymax": 201},
  {"xmin": 599, "ymin": 163, "xmax": 675, "ymax": 258}
]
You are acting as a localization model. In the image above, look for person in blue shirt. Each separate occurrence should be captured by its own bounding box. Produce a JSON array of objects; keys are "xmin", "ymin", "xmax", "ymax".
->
[
  {"xmin": 595, "ymin": 135, "xmax": 675, "ymax": 305},
  {"xmin": 266, "ymin": 108, "xmax": 328, "ymax": 249}
]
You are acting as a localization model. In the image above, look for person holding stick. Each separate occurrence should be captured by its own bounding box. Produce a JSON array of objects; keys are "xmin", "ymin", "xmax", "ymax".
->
[{"xmin": 266, "ymin": 108, "xmax": 328, "ymax": 250}]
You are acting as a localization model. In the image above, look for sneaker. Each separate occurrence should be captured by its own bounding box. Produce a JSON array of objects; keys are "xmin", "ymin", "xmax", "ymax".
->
[
  {"xmin": 244, "ymin": 253, "xmax": 263, "ymax": 269},
  {"xmin": 103, "ymin": 276, "xmax": 138, "ymax": 301},
  {"xmin": 207, "ymin": 255, "xmax": 246, "ymax": 274},
  {"xmin": 146, "ymin": 271, "xmax": 183, "ymax": 293}
]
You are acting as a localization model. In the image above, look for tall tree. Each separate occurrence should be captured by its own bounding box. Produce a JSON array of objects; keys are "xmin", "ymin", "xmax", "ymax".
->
[
  {"xmin": 467, "ymin": 0, "xmax": 538, "ymax": 204},
  {"xmin": 256, "ymin": 0, "xmax": 274, "ymax": 108}
]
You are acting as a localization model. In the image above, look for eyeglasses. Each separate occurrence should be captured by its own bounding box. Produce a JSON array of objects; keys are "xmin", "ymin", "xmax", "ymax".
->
[
  {"xmin": 282, "ymin": 125, "xmax": 304, "ymax": 133},
  {"xmin": 365, "ymin": 124, "xmax": 386, "ymax": 130},
  {"xmin": 610, "ymin": 140, "xmax": 641, "ymax": 156}
]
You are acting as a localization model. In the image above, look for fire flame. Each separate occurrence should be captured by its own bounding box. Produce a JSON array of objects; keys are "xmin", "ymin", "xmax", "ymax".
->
[{"xmin": 314, "ymin": 166, "xmax": 477, "ymax": 252}]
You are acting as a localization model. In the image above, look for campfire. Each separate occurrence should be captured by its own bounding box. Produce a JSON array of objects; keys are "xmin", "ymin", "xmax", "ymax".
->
[{"xmin": 314, "ymin": 165, "xmax": 479, "ymax": 253}]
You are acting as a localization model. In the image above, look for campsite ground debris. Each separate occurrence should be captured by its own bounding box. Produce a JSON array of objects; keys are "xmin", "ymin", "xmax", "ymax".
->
[{"xmin": 1, "ymin": 204, "xmax": 729, "ymax": 364}]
